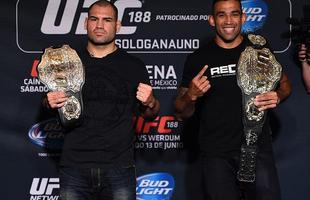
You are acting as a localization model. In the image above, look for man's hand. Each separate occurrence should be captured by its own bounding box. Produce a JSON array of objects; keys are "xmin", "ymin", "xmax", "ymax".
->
[
  {"xmin": 136, "ymin": 83, "xmax": 156, "ymax": 108},
  {"xmin": 298, "ymin": 44, "xmax": 310, "ymax": 64},
  {"xmin": 46, "ymin": 91, "xmax": 68, "ymax": 109},
  {"xmin": 254, "ymin": 91, "xmax": 279, "ymax": 111},
  {"xmin": 187, "ymin": 65, "xmax": 211, "ymax": 101},
  {"xmin": 299, "ymin": 44, "xmax": 310, "ymax": 93},
  {"xmin": 174, "ymin": 65, "xmax": 210, "ymax": 120}
]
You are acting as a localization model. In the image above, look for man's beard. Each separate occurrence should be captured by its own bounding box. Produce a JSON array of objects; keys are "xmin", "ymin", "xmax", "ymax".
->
[
  {"xmin": 88, "ymin": 35, "xmax": 116, "ymax": 46},
  {"xmin": 216, "ymin": 26, "xmax": 242, "ymax": 44},
  {"xmin": 216, "ymin": 31, "xmax": 240, "ymax": 44}
]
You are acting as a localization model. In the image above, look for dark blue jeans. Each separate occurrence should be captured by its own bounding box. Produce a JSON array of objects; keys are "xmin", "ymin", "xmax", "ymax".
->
[
  {"xmin": 59, "ymin": 165, "xmax": 136, "ymax": 200},
  {"xmin": 202, "ymin": 151, "xmax": 281, "ymax": 200}
]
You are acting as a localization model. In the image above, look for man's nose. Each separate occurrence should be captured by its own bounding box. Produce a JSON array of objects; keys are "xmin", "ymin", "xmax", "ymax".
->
[
  {"xmin": 224, "ymin": 15, "xmax": 233, "ymax": 24},
  {"xmin": 96, "ymin": 20, "xmax": 105, "ymax": 28}
]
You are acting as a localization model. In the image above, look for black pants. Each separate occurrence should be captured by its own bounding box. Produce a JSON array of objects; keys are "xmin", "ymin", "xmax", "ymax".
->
[{"xmin": 202, "ymin": 151, "xmax": 281, "ymax": 200}]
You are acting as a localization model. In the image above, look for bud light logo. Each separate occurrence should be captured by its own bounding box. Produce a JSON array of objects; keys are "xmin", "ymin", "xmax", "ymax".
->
[
  {"xmin": 28, "ymin": 119, "xmax": 64, "ymax": 149},
  {"xmin": 242, "ymin": 0, "xmax": 268, "ymax": 33},
  {"xmin": 136, "ymin": 173, "xmax": 175, "ymax": 200}
]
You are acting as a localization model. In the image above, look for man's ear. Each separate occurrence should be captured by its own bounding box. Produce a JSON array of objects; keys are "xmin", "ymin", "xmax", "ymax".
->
[
  {"xmin": 241, "ymin": 13, "xmax": 246, "ymax": 25},
  {"xmin": 208, "ymin": 15, "xmax": 215, "ymax": 27},
  {"xmin": 116, "ymin": 20, "xmax": 122, "ymax": 33}
]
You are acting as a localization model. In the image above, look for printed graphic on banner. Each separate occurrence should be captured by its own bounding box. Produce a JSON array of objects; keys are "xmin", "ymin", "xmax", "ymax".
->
[
  {"xmin": 115, "ymin": 39, "xmax": 200, "ymax": 52},
  {"xmin": 20, "ymin": 77, "xmax": 48, "ymax": 93},
  {"xmin": 20, "ymin": 59, "xmax": 48, "ymax": 93},
  {"xmin": 16, "ymin": 0, "xmax": 291, "ymax": 54},
  {"xmin": 16, "ymin": 0, "xmax": 206, "ymax": 53},
  {"xmin": 146, "ymin": 64, "xmax": 178, "ymax": 90},
  {"xmin": 29, "ymin": 116, "xmax": 182, "ymax": 153},
  {"xmin": 241, "ymin": 0, "xmax": 291, "ymax": 52},
  {"xmin": 28, "ymin": 118, "xmax": 64, "ymax": 157},
  {"xmin": 134, "ymin": 116, "xmax": 183, "ymax": 150},
  {"xmin": 136, "ymin": 173, "xmax": 175, "ymax": 200},
  {"xmin": 242, "ymin": 0, "xmax": 268, "ymax": 33},
  {"xmin": 29, "ymin": 178, "xmax": 59, "ymax": 200}
]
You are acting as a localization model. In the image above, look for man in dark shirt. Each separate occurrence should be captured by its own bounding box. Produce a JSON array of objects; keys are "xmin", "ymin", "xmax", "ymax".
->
[
  {"xmin": 174, "ymin": 0, "xmax": 291, "ymax": 199},
  {"xmin": 44, "ymin": 1, "xmax": 160, "ymax": 200}
]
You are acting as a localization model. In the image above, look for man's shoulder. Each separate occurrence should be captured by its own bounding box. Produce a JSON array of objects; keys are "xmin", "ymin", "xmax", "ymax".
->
[
  {"xmin": 66, "ymin": 43, "xmax": 87, "ymax": 59},
  {"xmin": 186, "ymin": 40, "xmax": 215, "ymax": 61},
  {"xmin": 116, "ymin": 48, "xmax": 145, "ymax": 66}
]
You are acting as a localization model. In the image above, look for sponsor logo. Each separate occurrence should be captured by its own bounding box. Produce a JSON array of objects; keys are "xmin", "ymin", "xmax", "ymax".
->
[
  {"xmin": 146, "ymin": 65, "xmax": 178, "ymax": 90},
  {"xmin": 136, "ymin": 173, "xmax": 175, "ymax": 200},
  {"xmin": 241, "ymin": 0, "xmax": 268, "ymax": 33},
  {"xmin": 28, "ymin": 119, "xmax": 64, "ymax": 150},
  {"xmin": 210, "ymin": 64, "xmax": 236, "ymax": 78},
  {"xmin": 16, "ymin": 0, "xmax": 291, "ymax": 53},
  {"xmin": 16, "ymin": 0, "xmax": 149, "ymax": 53},
  {"xmin": 134, "ymin": 116, "xmax": 177, "ymax": 134},
  {"xmin": 40, "ymin": 0, "xmax": 142, "ymax": 35},
  {"xmin": 16, "ymin": 0, "xmax": 201, "ymax": 53},
  {"xmin": 134, "ymin": 116, "xmax": 183, "ymax": 149},
  {"xmin": 30, "ymin": 178, "xmax": 59, "ymax": 200}
]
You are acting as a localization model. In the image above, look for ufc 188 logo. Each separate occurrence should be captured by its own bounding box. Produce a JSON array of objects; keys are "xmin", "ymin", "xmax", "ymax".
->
[
  {"xmin": 41, "ymin": 0, "xmax": 151, "ymax": 35},
  {"xmin": 134, "ymin": 116, "xmax": 178, "ymax": 134}
]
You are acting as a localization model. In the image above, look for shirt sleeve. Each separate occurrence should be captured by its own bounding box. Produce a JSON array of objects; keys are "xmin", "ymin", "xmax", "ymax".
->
[{"xmin": 180, "ymin": 53, "xmax": 199, "ymax": 88}]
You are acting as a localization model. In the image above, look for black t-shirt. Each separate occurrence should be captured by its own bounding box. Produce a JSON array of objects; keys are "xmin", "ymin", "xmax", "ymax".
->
[
  {"xmin": 60, "ymin": 47, "xmax": 149, "ymax": 168},
  {"xmin": 181, "ymin": 38, "xmax": 273, "ymax": 158}
]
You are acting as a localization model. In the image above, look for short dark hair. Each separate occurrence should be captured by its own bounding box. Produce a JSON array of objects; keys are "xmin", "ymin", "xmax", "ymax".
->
[
  {"xmin": 88, "ymin": 0, "xmax": 118, "ymax": 19},
  {"xmin": 212, "ymin": 0, "xmax": 242, "ymax": 14}
]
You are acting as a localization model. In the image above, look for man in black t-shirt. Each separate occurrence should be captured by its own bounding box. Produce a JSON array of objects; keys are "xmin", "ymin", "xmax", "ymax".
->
[
  {"xmin": 44, "ymin": 1, "xmax": 160, "ymax": 200},
  {"xmin": 175, "ymin": 0, "xmax": 291, "ymax": 199},
  {"xmin": 298, "ymin": 43, "xmax": 310, "ymax": 93}
]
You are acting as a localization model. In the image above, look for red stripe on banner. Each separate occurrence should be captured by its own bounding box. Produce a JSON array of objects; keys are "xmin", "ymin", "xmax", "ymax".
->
[{"xmin": 31, "ymin": 59, "xmax": 39, "ymax": 77}]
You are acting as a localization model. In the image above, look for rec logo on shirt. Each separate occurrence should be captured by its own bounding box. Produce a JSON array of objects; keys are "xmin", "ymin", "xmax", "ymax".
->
[{"xmin": 210, "ymin": 64, "xmax": 236, "ymax": 78}]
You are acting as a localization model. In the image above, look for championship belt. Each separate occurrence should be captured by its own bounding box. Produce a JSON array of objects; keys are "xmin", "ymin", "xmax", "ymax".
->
[
  {"xmin": 236, "ymin": 34, "xmax": 282, "ymax": 182},
  {"xmin": 37, "ymin": 45, "xmax": 85, "ymax": 128}
]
